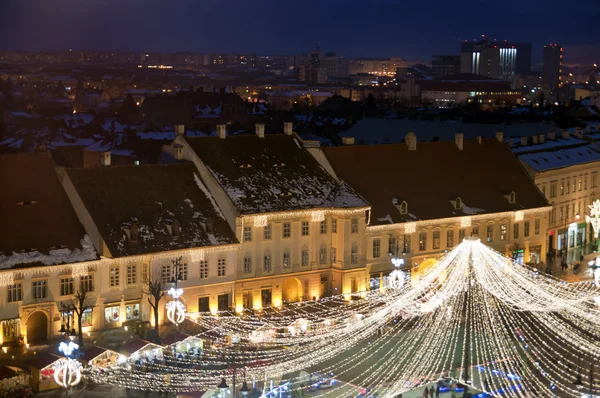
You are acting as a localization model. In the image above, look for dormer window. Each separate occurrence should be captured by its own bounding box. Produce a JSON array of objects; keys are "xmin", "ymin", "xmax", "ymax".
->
[
  {"xmin": 279, "ymin": 192, "xmax": 293, "ymax": 198},
  {"xmin": 507, "ymin": 191, "xmax": 516, "ymax": 204},
  {"xmin": 239, "ymin": 163, "xmax": 253, "ymax": 169},
  {"xmin": 17, "ymin": 200, "xmax": 38, "ymax": 206},
  {"xmin": 273, "ymin": 162, "xmax": 285, "ymax": 168},
  {"xmin": 164, "ymin": 219, "xmax": 181, "ymax": 238},
  {"xmin": 199, "ymin": 217, "xmax": 214, "ymax": 234},
  {"xmin": 399, "ymin": 201, "xmax": 408, "ymax": 215},
  {"xmin": 452, "ymin": 197, "xmax": 463, "ymax": 210},
  {"xmin": 121, "ymin": 221, "xmax": 139, "ymax": 243}
]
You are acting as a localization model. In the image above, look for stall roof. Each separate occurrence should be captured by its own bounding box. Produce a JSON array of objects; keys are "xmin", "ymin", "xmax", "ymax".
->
[
  {"xmin": 120, "ymin": 338, "xmax": 159, "ymax": 356},
  {"xmin": 27, "ymin": 353, "xmax": 61, "ymax": 370},
  {"xmin": 80, "ymin": 345, "xmax": 116, "ymax": 363}
]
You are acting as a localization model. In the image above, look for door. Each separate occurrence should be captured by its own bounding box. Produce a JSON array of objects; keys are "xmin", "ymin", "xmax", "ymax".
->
[{"xmin": 27, "ymin": 311, "xmax": 48, "ymax": 344}]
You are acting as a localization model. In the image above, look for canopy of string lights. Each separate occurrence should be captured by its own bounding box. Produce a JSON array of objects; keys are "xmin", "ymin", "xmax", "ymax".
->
[{"xmin": 88, "ymin": 237, "xmax": 600, "ymax": 397}]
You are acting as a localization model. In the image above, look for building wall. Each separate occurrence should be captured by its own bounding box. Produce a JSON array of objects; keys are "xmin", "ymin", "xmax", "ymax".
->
[
  {"xmin": 366, "ymin": 209, "xmax": 549, "ymax": 288},
  {"xmin": 533, "ymin": 162, "xmax": 600, "ymax": 252}
]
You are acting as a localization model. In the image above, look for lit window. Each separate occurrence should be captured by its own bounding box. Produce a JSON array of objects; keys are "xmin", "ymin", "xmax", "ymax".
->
[
  {"xmin": 446, "ymin": 230, "xmax": 454, "ymax": 248},
  {"xmin": 419, "ymin": 231, "xmax": 427, "ymax": 251},
  {"xmin": 110, "ymin": 265, "xmax": 120, "ymax": 287},
  {"xmin": 433, "ymin": 230, "xmax": 441, "ymax": 249},
  {"xmin": 60, "ymin": 277, "xmax": 74, "ymax": 296},
  {"xmin": 486, "ymin": 225, "xmax": 493, "ymax": 243}
]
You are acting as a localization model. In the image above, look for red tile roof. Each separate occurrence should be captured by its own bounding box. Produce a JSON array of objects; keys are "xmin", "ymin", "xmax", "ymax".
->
[
  {"xmin": 322, "ymin": 139, "xmax": 548, "ymax": 226},
  {"xmin": 185, "ymin": 134, "xmax": 367, "ymax": 215},
  {"xmin": 67, "ymin": 163, "xmax": 237, "ymax": 258}
]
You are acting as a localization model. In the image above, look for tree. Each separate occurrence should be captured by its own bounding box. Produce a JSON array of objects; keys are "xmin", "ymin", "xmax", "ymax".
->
[
  {"xmin": 146, "ymin": 280, "xmax": 165, "ymax": 332},
  {"xmin": 73, "ymin": 290, "xmax": 93, "ymax": 348},
  {"xmin": 119, "ymin": 94, "xmax": 138, "ymax": 118},
  {"xmin": 512, "ymin": 242, "xmax": 521, "ymax": 263}
]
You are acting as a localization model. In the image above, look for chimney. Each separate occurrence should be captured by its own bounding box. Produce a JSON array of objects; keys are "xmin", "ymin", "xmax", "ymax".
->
[
  {"xmin": 562, "ymin": 130, "xmax": 570, "ymax": 139},
  {"xmin": 520, "ymin": 137, "xmax": 528, "ymax": 146},
  {"xmin": 532, "ymin": 135, "xmax": 539, "ymax": 144},
  {"xmin": 283, "ymin": 122, "xmax": 293, "ymax": 135},
  {"xmin": 495, "ymin": 131, "xmax": 504, "ymax": 142},
  {"xmin": 455, "ymin": 132, "xmax": 464, "ymax": 150},
  {"xmin": 174, "ymin": 124, "xmax": 185, "ymax": 136},
  {"xmin": 216, "ymin": 124, "xmax": 226, "ymax": 139},
  {"xmin": 547, "ymin": 131, "xmax": 556, "ymax": 141},
  {"xmin": 255, "ymin": 123, "xmax": 265, "ymax": 138},
  {"xmin": 476, "ymin": 136, "xmax": 482, "ymax": 144},
  {"xmin": 342, "ymin": 137, "xmax": 355, "ymax": 145},
  {"xmin": 101, "ymin": 151, "xmax": 111, "ymax": 166},
  {"xmin": 405, "ymin": 132, "xmax": 417, "ymax": 151},
  {"xmin": 174, "ymin": 144, "xmax": 184, "ymax": 160},
  {"xmin": 538, "ymin": 134, "xmax": 545, "ymax": 144}
]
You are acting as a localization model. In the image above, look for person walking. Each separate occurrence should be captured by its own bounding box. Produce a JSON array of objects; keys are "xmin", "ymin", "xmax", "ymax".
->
[{"xmin": 435, "ymin": 383, "xmax": 440, "ymax": 398}]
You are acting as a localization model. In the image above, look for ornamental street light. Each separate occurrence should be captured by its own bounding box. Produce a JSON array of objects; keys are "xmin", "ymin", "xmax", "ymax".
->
[
  {"xmin": 54, "ymin": 341, "xmax": 82, "ymax": 396},
  {"xmin": 166, "ymin": 257, "xmax": 186, "ymax": 328}
]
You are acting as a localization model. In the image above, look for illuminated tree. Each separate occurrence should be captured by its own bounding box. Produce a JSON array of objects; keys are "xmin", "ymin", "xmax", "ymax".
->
[{"xmin": 146, "ymin": 280, "xmax": 165, "ymax": 332}]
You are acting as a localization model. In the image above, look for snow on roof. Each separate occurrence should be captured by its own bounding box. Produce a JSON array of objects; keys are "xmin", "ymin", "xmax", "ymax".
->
[
  {"xmin": 136, "ymin": 131, "xmax": 209, "ymax": 140},
  {"xmin": 340, "ymin": 119, "xmax": 563, "ymax": 144},
  {"xmin": 518, "ymin": 144, "xmax": 600, "ymax": 172},
  {"xmin": 50, "ymin": 137, "xmax": 97, "ymax": 148},
  {"xmin": 185, "ymin": 135, "xmax": 367, "ymax": 215},
  {"xmin": 66, "ymin": 163, "xmax": 237, "ymax": 257},
  {"xmin": 54, "ymin": 113, "xmax": 95, "ymax": 126},
  {"xmin": 511, "ymin": 136, "xmax": 587, "ymax": 154}
]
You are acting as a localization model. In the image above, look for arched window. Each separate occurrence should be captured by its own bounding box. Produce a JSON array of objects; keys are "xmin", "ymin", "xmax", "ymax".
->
[
  {"xmin": 454, "ymin": 197, "xmax": 463, "ymax": 210},
  {"xmin": 351, "ymin": 244, "xmax": 358, "ymax": 265},
  {"xmin": 508, "ymin": 191, "xmax": 516, "ymax": 204}
]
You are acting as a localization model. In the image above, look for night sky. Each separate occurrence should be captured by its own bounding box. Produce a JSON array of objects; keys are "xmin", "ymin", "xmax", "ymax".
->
[{"xmin": 1, "ymin": 0, "xmax": 599, "ymax": 63}]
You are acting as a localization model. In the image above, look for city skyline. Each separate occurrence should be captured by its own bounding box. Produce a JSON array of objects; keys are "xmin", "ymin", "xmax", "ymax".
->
[{"xmin": 1, "ymin": 0, "xmax": 599, "ymax": 63}]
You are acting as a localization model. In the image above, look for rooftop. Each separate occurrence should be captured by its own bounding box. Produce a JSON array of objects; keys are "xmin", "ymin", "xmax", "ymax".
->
[
  {"xmin": 185, "ymin": 134, "xmax": 367, "ymax": 215},
  {"xmin": 0, "ymin": 152, "xmax": 97, "ymax": 269},
  {"xmin": 67, "ymin": 163, "xmax": 237, "ymax": 258},
  {"xmin": 322, "ymin": 139, "xmax": 548, "ymax": 225},
  {"xmin": 518, "ymin": 144, "xmax": 600, "ymax": 172}
]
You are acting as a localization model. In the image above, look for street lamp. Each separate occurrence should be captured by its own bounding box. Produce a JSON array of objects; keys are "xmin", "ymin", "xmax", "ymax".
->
[
  {"xmin": 240, "ymin": 381, "xmax": 250, "ymax": 397},
  {"xmin": 54, "ymin": 341, "xmax": 82, "ymax": 395},
  {"xmin": 218, "ymin": 377, "xmax": 229, "ymax": 398}
]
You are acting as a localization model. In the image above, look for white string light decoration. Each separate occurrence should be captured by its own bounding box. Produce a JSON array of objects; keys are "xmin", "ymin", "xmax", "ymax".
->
[
  {"xmin": 86, "ymin": 238, "xmax": 600, "ymax": 397},
  {"xmin": 54, "ymin": 342, "xmax": 82, "ymax": 389},
  {"xmin": 166, "ymin": 300, "xmax": 186, "ymax": 326},
  {"xmin": 587, "ymin": 199, "xmax": 600, "ymax": 238}
]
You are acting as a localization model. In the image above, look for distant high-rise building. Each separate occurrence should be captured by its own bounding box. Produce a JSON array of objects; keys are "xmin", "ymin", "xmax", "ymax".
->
[
  {"xmin": 543, "ymin": 44, "xmax": 563, "ymax": 91},
  {"xmin": 295, "ymin": 49, "xmax": 348, "ymax": 83},
  {"xmin": 459, "ymin": 38, "xmax": 532, "ymax": 81},
  {"xmin": 431, "ymin": 55, "xmax": 460, "ymax": 77}
]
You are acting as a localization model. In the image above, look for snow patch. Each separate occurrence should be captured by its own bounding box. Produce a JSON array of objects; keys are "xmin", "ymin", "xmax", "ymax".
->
[
  {"xmin": 193, "ymin": 173, "xmax": 225, "ymax": 219},
  {"xmin": 461, "ymin": 204, "xmax": 485, "ymax": 215},
  {"xmin": 377, "ymin": 214, "xmax": 394, "ymax": 224},
  {"xmin": 0, "ymin": 235, "xmax": 97, "ymax": 269}
]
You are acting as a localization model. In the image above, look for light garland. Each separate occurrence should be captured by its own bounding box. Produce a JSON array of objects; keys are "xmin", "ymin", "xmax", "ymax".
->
[
  {"xmin": 244, "ymin": 207, "xmax": 370, "ymax": 226},
  {"xmin": 586, "ymin": 200, "xmax": 600, "ymax": 238},
  {"xmin": 54, "ymin": 341, "xmax": 82, "ymax": 389}
]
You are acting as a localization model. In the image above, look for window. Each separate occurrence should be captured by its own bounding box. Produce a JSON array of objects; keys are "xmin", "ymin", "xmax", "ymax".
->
[
  {"xmin": 560, "ymin": 206, "xmax": 564, "ymax": 221},
  {"xmin": 180, "ymin": 262, "xmax": 188, "ymax": 281},
  {"xmin": 542, "ymin": 185, "xmax": 546, "ymax": 197},
  {"xmin": 82, "ymin": 308, "xmax": 92, "ymax": 327},
  {"xmin": 373, "ymin": 239, "xmax": 381, "ymax": 258},
  {"xmin": 7, "ymin": 283, "xmax": 22, "ymax": 302},
  {"xmin": 243, "ymin": 226, "xmax": 252, "ymax": 242},
  {"xmin": 513, "ymin": 223, "xmax": 519, "ymax": 239},
  {"xmin": 217, "ymin": 258, "xmax": 226, "ymax": 277},
  {"xmin": 60, "ymin": 277, "xmax": 73, "ymax": 296},
  {"xmin": 534, "ymin": 219, "xmax": 540, "ymax": 235},
  {"xmin": 550, "ymin": 207, "xmax": 556, "ymax": 223},
  {"xmin": 486, "ymin": 225, "xmax": 493, "ymax": 242},
  {"xmin": 319, "ymin": 245, "xmax": 327, "ymax": 264},
  {"xmin": 446, "ymin": 230, "xmax": 454, "ymax": 248},
  {"xmin": 302, "ymin": 248, "xmax": 309, "ymax": 266},
  {"xmin": 283, "ymin": 250, "xmax": 291, "ymax": 268},
  {"xmin": 218, "ymin": 293, "xmax": 229, "ymax": 311},
  {"xmin": 161, "ymin": 264, "xmax": 172, "ymax": 284},
  {"xmin": 264, "ymin": 251, "xmax": 272, "ymax": 272},
  {"xmin": 419, "ymin": 231, "xmax": 427, "ymax": 251},
  {"xmin": 592, "ymin": 173, "xmax": 598, "ymax": 188},
  {"xmin": 320, "ymin": 220, "xmax": 327, "ymax": 234},
  {"xmin": 331, "ymin": 248, "xmax": 337, "ymax": 263},
  {"xmin": 524, "ymin": 221, "xmax": 530, "ymax": 237},
  {"xmin": 566, "ymin": 178, "xmax": 570, "ymax": 194},
  {"xmin": 282, "ymin": 222, "xmax": 291, "ymax": 238},
  {"xmin": 403, "ymin": 235, "xmax": 411, "ymax": 253},
  {"xmin": 433, "ymin": 231, "xmax": 440, "ymax": 249},
  {"xmin": 142, "ymin": 263, "xmax": 148, "ymax": 284},
  {"xmin": 332, "ymin": 219, "xmax": 337, "ymax": 233},
  {"xmin": 549, "ymin": 182, "xmax": 557, "ymax": 198},
  {"xmin": 126, "ymin": 264, "xmax": 136, "ymax": 285},
  {"xmin": 560, "ymin": 181, "xmax": 564, "ymax": 196},
  {"xmin": 500, "ymin": 224, "xmax": 507, "ymax": 240},
  {"xmin": 459, "ymin": 229, "xmax": 465, "ymax": 242},
  {"xmin": 104, "ymin": 306, "xmax": 120, "ymax": 324},
  {"xmin": 80, "ymin": 275, "xmax": 93, "ymax": 292},
  {"xmin": 351, "ymin": 218, "xmax": 359, "ymax": 234},
  {"xmin": 399, "ymin": 201, "xmax": 408, "ymax": 215},
  {"xmin": 572, "ymin": 179, "xmax": 576, "ymax": 192},
  {"xmin": 389, "ymin": 236, "xmax": 397, "ymax": 255},
  {"xmin": 261, "ymin": 289, "xmax": 272, "ymax": 307},
  {"xmin": 472, "ymin": 226, "xmax": 479, "ymax": 236},
  {"xmin": 263, "ymin": 224, "xmax": 272, "ymax": 240},
  {"xmin": 199, "ymin": 260, "xmax": 208, "ymax": 279},
  {"xmin": 301, "ymin": 221, "xmax": 309, "ymax": 236},
  {"xmin": 584, "ymin": 176, "xmax": 588, "ymax": 190},
  {"xmin": 243, "ymin": 256, "xmax": 252, "ymax": 273},
  {"xmin": 125, "ymin": 303, "xmax": 140, "ymax": 321},
  {"xmin": 110, "ymin": 266, "xmax": 120, "ymax": 287},
  {"xmin": 578, "ymin": 177, "xmax": 582, "ymax": 191},
  {"xmin": 32, "ymin": 280, "xmax": 47, "ymax": 299},
  {"xmin": 351, "ymin": 245, "xmax": 358, "ymax": 264},
  {"xmin": 198, "ymin": 297, "xmax": 210, "ymax": 312}
]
